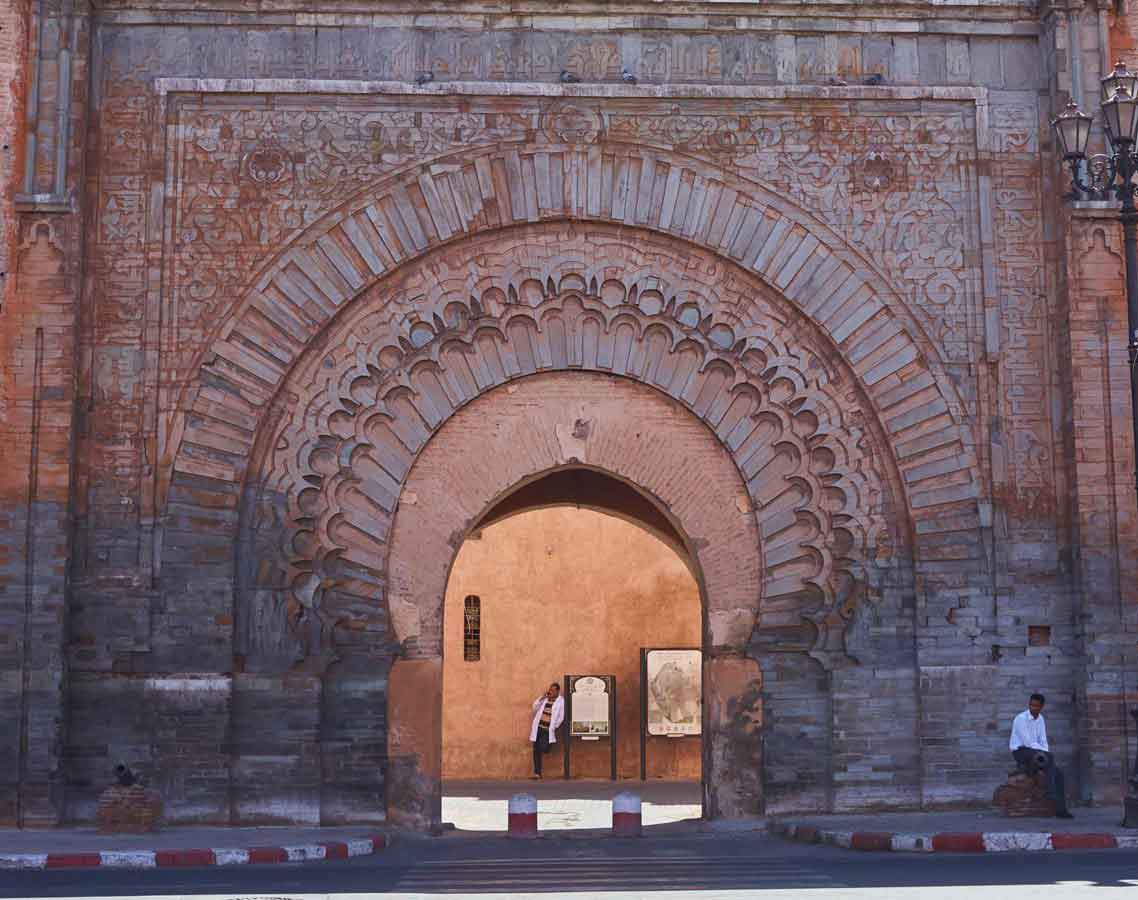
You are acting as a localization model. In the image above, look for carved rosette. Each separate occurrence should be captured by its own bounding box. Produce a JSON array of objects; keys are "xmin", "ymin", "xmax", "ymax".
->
[
  {"xmin": 541, "ymin": 101, "xmax": 604, "ymax": 145},
  {"xmin": 856, "ymin": 150, "xmax": 895, "ymax": 192},
  {"xmin": 241, "ymin": 139, "xmax": 294, "ymax": 186}
]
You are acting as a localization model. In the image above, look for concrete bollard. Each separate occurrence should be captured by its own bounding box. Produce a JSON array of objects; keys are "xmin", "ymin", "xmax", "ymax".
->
[
  {"xmin": 508, "ymin": 793, "xmax": 538, "ymax": 838},
  {"xmin": 612, "ymin": 791, "xmax": 642, "ymax": 837}
]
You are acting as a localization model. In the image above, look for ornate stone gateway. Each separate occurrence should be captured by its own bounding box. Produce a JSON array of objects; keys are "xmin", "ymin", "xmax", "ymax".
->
[
  {"xmin": 3, "ymin": 3, "xmax": 1133, "ymax": 828},
  {"xmin": 141, "ymin": 87, "xmax": 993, "ymax": 825},
  {"xmin": 212, "ymin": 215, "xmax": 953, "ymax": 825}
]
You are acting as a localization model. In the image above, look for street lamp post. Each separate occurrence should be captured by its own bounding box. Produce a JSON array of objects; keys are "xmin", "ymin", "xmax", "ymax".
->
[{"xmin": 1051, "ymin": 61, "xmax": 1138, "ymax": 829}]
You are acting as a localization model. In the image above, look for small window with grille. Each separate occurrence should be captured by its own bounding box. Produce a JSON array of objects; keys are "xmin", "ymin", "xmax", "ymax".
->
[{"xmin": 463, "ymin": 595, "xmax": 481, "ymax": 661}]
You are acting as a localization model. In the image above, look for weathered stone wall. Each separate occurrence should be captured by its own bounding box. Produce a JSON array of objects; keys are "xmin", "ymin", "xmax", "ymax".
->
[
  {"xmin": 1048, "ymin": 0, "xmax": 1138, "ymax": 807},
  {"xmin": 0, "ymin": 0, "xmax": 30, "ymax": 826},
  {"xmin": 1, "ymin": 2, "xmax": 88, "ymax": 827},
  {"xmin": 1060, "ymin": 209, "xmax": 1138, "ymax": 805},
  {"xmin": 0, "ymin": 0, "xmax": 1133, "ymax": 826}
]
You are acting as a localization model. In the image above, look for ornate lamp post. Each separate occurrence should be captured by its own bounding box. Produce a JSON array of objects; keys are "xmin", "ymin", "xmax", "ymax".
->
[{"xmin": 1051, "ymin": 61, "xmax": 1138, "ymax": 829}]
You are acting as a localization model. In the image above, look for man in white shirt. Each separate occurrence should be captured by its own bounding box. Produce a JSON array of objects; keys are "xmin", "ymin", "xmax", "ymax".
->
[
  {"xmin": 1009, "ymin": 693, "xmax": 1072, "ymax": 818},
  {"xmin": 529, "ymin": 682, "xmax": 565, "ymax": 779}
]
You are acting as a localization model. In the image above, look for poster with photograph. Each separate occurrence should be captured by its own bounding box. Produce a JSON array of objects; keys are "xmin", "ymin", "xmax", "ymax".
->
[
  {"xmin": 646, "ymin": 649, "xmax": 701, "ymax": 736},
  {"xmin": 570, "ymin": 675, "xmax": 611, "ymax": 736}
]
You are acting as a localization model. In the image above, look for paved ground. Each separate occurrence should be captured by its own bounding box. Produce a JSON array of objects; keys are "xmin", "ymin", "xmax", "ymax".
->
[
  {"xmin": 3, "ymin": 831, "xmax": 1136, "ymax": 899},
  {"xmin": 442, "ymin": 779, "xmax": 702, "ymax": 831}
]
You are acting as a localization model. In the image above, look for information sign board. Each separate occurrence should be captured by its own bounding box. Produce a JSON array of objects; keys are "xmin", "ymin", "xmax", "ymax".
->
[
  {"xmin": 570, "ymin": 675, "xmax": 611, "ymax": 737},
  {"xmin": 645, "ymin": 649, "xmax": 701, "ymax": 736}
]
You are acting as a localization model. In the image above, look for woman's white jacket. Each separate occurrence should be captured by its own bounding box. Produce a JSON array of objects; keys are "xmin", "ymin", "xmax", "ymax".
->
[{"xmin": 529, "ymin": 695, "xmax": 565, "ymax": 743}]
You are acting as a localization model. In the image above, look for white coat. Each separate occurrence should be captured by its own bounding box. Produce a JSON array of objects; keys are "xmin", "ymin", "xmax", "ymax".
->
[{"xmin": 529, "ymin": 694, "xmax": 565, "ymax": 743}]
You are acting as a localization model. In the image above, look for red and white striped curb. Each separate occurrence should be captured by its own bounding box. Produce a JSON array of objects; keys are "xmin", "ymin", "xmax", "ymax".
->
[
  {"xmin": 773, "ymin": 821, "xmax": 1138, "ymax": 853},
  {"xmin": 0, "ymin": 834, "xmax": 386, "ymax": 870}
]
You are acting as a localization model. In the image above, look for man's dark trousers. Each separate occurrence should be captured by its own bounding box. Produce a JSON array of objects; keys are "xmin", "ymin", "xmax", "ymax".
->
[
  {"xmin": 1012, "ymin": 746, "xmax": 1069, "ymax": 815},
  {"xmin": 533, "ymin": 727, "xmax": 550, "ymax": 776}
]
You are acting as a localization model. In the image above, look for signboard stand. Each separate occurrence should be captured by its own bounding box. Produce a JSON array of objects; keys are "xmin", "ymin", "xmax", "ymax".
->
[
  {"xmin": 640, "ymin": 648, "xmax": 702, "ymax": 781},
  {"xmin": 563, "ymin": 674, "xmax": 617, "ymax": 781}
]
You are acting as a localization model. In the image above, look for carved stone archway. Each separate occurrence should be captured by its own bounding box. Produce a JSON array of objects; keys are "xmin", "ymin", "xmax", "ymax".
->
[
  {"xmin": 237, "ymin": 226, "xmax": 905, "ymax": 673},
  {"xmin": 163, "ymin": 141, "xmax": 985, "ymax": 555},
  {"xmin": 221, "ymin": 223, "xmax": 928, "ymax": 825}
]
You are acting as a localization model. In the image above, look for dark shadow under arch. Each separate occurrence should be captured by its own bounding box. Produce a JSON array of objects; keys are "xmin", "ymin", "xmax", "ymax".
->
[{"xmin": 472, "ymin": 466, "xmax": 696, "ymax": 578}]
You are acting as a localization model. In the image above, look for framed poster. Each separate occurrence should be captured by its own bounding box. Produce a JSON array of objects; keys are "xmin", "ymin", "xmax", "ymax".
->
[
  {"xmin": 645, "ymin": 649, "xmax": 701, "ymax": 736},
  {"xmin": 564, "ymin": 674, "xmax": 617, "ymax": 780},
  {"xmin": 569, "ymin": 675, "xmax": 611, "ymax": 737}
]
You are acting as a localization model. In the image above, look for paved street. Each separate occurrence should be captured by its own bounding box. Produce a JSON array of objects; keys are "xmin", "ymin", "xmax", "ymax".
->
[{"xmin": 4, "ymin": 832, "xmax": 1136, "ymax": 899}]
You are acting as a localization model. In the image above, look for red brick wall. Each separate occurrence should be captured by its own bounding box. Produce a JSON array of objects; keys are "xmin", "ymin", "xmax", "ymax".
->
[
  {"xmin": 0, "ymin": 4, "xmax": 87, "ymax": 826},
  {"xmin": 0, "ymin": 0, "xmax": 30, "ymax": 826},
  {"xmin": 0, "ymin": 1, "xmax": 27, "ymax": 312},
  {"xmin": 1112, "ymin": 5, "xmax": 1138, "ymax": 60},
  {"xmin": 1065, "ymin": 213, "xmax": 1138, "ymax": 804}
]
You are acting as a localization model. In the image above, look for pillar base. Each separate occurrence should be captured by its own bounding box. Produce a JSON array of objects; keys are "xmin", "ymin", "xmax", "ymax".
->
[{"xmin": 385, "ymin": 658, "xmax": 442, "ymax": 831}]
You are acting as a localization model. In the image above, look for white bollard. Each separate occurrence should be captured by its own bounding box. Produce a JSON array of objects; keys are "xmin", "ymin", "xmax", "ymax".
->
[
  {"xmin": 612, "ymin": 791, "xmax": 642, "ymax": 837},
  {"xmin": 508, "ymin": 793, "xmax": 538, "ymax": 838}
]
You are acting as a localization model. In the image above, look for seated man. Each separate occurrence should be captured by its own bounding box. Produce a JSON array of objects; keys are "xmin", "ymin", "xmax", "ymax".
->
[{"xmin": 1009, "ymin": 693, "xmax": 1073, "ymax": 819}]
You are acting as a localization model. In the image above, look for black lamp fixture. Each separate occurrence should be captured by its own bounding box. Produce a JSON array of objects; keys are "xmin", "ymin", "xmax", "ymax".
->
[
  {"xmin": 1104, "ymin": 85, "xmax": 1138, "ymax": 149},
  {"xmin": 1052, "ymin": 101, "xmax": 1094, "ymax": 160},
  {"xmin": 1103, "ymin": 59, "xmax": 1138, "ymax": 103}
]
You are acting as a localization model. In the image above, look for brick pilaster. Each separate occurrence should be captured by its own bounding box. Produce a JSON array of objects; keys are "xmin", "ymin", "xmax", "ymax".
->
[
  {"xmin": 1063, "ymin": 208, "xmax": 1138, "ymax": 805},
  {"xmin": 0, "ymin": 1, "xmax": 90, "ymax": 826}
]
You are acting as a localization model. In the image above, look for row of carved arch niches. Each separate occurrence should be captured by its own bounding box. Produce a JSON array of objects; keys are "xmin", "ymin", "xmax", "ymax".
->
[{"xmin": 236, "ymin": 244, "xmax": 912, "ymax": 676}]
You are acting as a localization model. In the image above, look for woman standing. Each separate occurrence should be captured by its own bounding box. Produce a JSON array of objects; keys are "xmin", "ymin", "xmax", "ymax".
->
[{"xmin": 529, "ymin": 682, "xmax": 564, "ymax": 779}]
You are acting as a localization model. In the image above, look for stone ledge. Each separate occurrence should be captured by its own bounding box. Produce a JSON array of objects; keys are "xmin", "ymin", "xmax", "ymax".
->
[
  {"xmin": 97, "ymin": 8, "xmax": 1042, "ymax": 37},
  {"xmin": 152, "ymin": 76, "xmax": 989, "ymax": 104}
]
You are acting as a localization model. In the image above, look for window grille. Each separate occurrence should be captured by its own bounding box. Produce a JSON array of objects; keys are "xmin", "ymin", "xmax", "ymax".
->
[{"xmin": 463, "ymin": 595, "xmax": 481, "ymax": 661}]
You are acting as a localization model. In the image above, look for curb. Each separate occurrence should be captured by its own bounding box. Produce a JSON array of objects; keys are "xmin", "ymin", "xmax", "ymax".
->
[
  {"xmin": 772, "ymin": 821, "xmax": 1138, "ymax": 853},
  {"xmin": 0, "ymin": 834, "xmax": 386, "ymax": 870}
]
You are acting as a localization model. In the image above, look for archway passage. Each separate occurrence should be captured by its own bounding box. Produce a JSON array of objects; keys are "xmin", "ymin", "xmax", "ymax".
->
[
  {"xmin": 383, "ymin": 371, "xmax": 764, "ymax": 829},
  {"xmin": 441, "ymin": 481, "xmax": 704, "ymax": 831}
]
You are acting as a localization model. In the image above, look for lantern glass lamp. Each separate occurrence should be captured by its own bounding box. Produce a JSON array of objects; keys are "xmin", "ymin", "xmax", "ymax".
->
[
  {"xmin": 1051, "ymin": 101, "xmax": 1094, "ymax": 160},
  {"xmin": 1102, "ymin": 60, "xmax": 1138, "ymax": 104},
  {"xmin": 1103, "ymin": 87, "xmax": 1138, "ymax": 150}
]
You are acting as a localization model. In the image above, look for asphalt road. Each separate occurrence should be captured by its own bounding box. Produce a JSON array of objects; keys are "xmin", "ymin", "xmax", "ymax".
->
[{"xmin": 4, "ymin": 834, "xmax": 1137, "ymax": 899}]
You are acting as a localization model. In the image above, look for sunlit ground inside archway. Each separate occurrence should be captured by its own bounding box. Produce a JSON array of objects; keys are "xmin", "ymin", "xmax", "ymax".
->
[
  {"xmin": 440, "ymin": 504, "xmax": 704, "ymax": 832},
  {"xmin": 441, "ymin": 780, "xmax": 702, "ymax": 832}
]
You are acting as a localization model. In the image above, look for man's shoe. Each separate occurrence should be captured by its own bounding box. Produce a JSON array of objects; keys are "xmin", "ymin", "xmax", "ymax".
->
[{"xmin": 1056, "ymin": 811, "xmax": 1074, "ymax": 819}]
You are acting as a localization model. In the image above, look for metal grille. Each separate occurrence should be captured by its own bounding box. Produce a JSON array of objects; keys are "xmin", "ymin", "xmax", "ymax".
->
[{"xmin": 463, "ymin": 595, "xmax": 481, "ymax": 661}]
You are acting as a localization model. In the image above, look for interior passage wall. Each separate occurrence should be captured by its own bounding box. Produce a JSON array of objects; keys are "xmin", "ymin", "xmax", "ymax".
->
[{"xmin": 441, "ymin": 506, "xmax": 701, "ymax": 780}]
